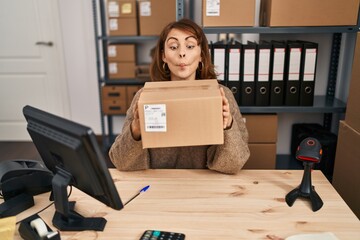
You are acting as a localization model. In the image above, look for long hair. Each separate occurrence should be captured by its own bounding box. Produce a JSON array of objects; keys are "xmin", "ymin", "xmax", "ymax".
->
[{"xmin": 150, "ymin": 18, "xmax": 216, "ymax": 81}]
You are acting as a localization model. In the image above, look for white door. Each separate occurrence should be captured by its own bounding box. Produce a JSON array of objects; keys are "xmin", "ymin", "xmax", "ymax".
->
[{"xmin": 0, "ymin": 0, "xmax": 69, "ymax": 140}]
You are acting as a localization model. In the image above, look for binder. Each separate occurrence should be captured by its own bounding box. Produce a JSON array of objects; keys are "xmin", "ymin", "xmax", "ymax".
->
[
  {"xmin": 255, "ymin": 41, "xmax": 271, "ymax": 106},
  {"xmin": 270, "ymin": 41, "xmax": 286, "ymax": 106},
  {"xmin": 240, "ymin": 41, "xmax": 257, "ymax": 106},
  {"xmin": 211, "ymin": 41, "xmax": 227, "ymax": 86},
  {"xmin": 298, "ymin": 41, "xmax": 318, "ymax": 106},
  {"xmin": 226, "ymin": 41, "xmax": 242, "ymax": 104},
  {"xmin": 284, "ymin": 41, "xmax": 302, "ymax": 106}
]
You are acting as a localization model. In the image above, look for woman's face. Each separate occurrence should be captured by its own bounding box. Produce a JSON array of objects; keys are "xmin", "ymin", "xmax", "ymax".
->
[{"xmin": 162, "ymin": 28, "xmax": 202, "ymax": 81}]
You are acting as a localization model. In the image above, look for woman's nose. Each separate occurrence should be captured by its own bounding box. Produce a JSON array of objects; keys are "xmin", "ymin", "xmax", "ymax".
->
[{"xmin": 179, "ymin": 53, "xmax": 185, "ymax": 58}]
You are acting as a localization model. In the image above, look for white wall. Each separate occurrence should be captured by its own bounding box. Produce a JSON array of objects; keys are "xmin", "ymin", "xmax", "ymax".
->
[{"xmin": 58, "ymin": 0, "xmax": 101, "ymax": 133}]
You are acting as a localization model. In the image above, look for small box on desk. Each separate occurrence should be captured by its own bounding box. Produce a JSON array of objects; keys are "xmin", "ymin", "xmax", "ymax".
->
[
  {"xmin": 138, "ymin": 80, "xmax": 223, "ymax": 148},
  {"xmin": 202, "ymin": 0, "xmax": 256, "ymax": 27}
]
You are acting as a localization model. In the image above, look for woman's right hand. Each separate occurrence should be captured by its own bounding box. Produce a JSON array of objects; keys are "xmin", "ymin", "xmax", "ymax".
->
[{"xmin": 130, "ymin": 102, "xmax": 141, "ymax": 141}]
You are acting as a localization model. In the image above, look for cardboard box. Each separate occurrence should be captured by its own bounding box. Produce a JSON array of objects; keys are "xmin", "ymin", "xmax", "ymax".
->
[
  {"xmin": 107, "ymin": 0, "xmax": 137, "ymax": 18},
  {"xmin": 332, "ymin": 121, "xmax": 360, "ymax": 219},
  {"xmin": 107, "ymin": 44, "xmax": 136, "ymax": 62},
  {"xmin": 345, "ymin": 32, "xmax": 360, "ymax": 133},
  {"xmin": 243, "ymin": 114, "xmax": 278, "ymax": 143},
  {"xmin": 260, "ymin": 0, "xmax": 360, "ymax": 27},
  {"xmin": 202, "ymin": 0, "xmax": 256, "ymax": 27},
  {"xmin": 101, "ymin": 86, "xmax": 127, "ymax": 115},
  {"xmin": 108, "ymin": 18, "xmax": 137, "ymax": 36},
  {"xmin": 243, "ymin": 143, "xmax": 277, "ymax": 169},
  {"xmin": 138, "ymin": 0, "xmax": 176, "ymax": 36},
  {"xmin": 138, "ymin": 80, "xmax": 223, "ymax": 148},
  {"xmin": 108, "ymin": 62, "xmax": 136, "ymax": 79}
]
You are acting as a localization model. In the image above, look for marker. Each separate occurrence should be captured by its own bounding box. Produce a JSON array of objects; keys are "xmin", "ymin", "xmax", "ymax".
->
[{"xmin": 124, "ymin": 185, "xmax": 150, "ymax": 206}]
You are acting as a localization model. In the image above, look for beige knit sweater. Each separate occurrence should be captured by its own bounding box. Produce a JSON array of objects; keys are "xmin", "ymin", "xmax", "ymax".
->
[{"xmin": 109, "ymin": 86, "xmax": 250, "ymax": 174}]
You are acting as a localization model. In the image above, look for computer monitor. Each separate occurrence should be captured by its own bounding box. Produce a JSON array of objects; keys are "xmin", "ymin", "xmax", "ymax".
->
[{"xmin": 23, "ymin": 105, "xmax": 123, "ymax": 231}]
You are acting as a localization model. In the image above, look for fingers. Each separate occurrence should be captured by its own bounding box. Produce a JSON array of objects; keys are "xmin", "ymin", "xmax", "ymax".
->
[{"xmin": 220, "ymin": 87, "xmax": 232, "ymax": 129}]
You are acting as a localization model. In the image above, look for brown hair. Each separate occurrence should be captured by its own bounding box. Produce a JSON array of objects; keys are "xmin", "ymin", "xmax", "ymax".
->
[{"xmin": 150, "ymin": 18, "xmax": 216, "ymax": 81}]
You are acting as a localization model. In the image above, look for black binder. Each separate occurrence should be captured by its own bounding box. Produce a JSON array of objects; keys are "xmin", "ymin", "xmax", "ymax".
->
[
  {"xmin": 284, "ymin": 41, "xmax": 302, "ymax": 106},
  {"xmin": 240, "ymin": 41, "xmax": 256, "ymax": 106},
  {"xmin": 255, "ymin": 41, "xmax": 271, "ymax": 106},
  {"xmin": 211, "ymin": 41, "xmax": 227, "ymax": 86},
  {"xmin": 298, "ymin": 41, "xmax": 318, "ymax": 106},
  {"xmin": 226, "ymin": 41, "xmax": 242, "ymax": 104},
  {"xmin": 270, "ymin": 41, "xmax": 286, "ymax": 106}
]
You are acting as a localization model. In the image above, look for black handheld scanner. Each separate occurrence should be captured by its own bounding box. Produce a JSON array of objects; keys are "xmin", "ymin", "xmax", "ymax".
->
[{"xmin": 296, "ymin": 137, "xmax": 322, "ymax": 163}]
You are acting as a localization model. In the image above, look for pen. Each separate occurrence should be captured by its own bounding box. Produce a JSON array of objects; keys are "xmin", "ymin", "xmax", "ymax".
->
[{"xmin": 124, "ymin": 185, "xmax": 150, "ymax": 206}]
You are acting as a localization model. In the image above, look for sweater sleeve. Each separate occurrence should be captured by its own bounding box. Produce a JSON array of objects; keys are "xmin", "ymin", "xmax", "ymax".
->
[
  {"xmin": 206, "ymin": 86, "xmax": 250, "ymax": 174},
  {"xmin": 108, "ymin": 89, "xmax": 150, "ymax": 171}
]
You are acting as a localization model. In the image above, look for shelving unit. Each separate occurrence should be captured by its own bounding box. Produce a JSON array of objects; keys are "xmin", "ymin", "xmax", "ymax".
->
[
  {"xmin": 92, "ymin": 0, "xmax": 184, "ymax": 149},
  {"xmin": 93, "ymin": 0, "xmax": 359, "ymax": 161}
]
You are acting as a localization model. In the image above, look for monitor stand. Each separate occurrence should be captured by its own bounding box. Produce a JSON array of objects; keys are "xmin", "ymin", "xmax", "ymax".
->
[{"xmin": 51, "ymin": 168, "xmax": 107, "ymax": 231}]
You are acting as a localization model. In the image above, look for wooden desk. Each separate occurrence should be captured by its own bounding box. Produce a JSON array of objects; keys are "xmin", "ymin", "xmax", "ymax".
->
[{"xmin": 13, "ymin": 170, "xmax": 360, "ymax": 239}]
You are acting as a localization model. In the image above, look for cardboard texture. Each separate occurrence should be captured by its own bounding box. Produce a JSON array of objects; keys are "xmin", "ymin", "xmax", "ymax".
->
[
  {"xmin": 101, "ymin": 86, "xmax": 127, "ymax": 114},
  {"xmin": 108, "ymin": 62, "xmax": 136, "ymax": 79},
  {"xmin": 138, "ymin": 0, "xmax": 176, "ymax": 36},
  {"xmin": 202, "ymin": 0, "xmax": 256, "ymax": 27},
  {"xmin": 345, "ymin": 32, "xmax": 360, "ymax": 133},
  {"xmin": 243, "ymin": 114, "xmax": 278, "ymax": 143},
  {"xmin": 332, "ymin": 121, "xmax": 360, "ymax": 219},
  {"xmin": 244, "ymin": 143, "xmax": 277, "ymax": 169},
  {"xmin": 138, "ymin": 80, "xmax": 223, "ymax": 148},
  {"xmin": 107, "ymin": 44, "xmax": 136, "ymax": 62},
  {"xmin": 260, "ymin": 0, "xmax": 360, "ymax": 27},
  {"xmin": 108, "ymin": 18, "xmax": 138, "ymax": 36}
]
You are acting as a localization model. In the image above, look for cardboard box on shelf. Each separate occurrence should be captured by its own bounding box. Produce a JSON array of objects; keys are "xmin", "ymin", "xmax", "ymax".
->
[
  {"xmin": 101, "ymin": 86, "xmax": 127, "ymax": 115},
  {"xmin": 108, "ymin": 62, "xmax": 136, "ymax": 79},
  {"xmin": 126, "ymin": 85, "xmax": 142, "ymax": 109},
  {"xmin": 260, "ymin": 0, "xmax": 360, "ymax": 27},
  {"xmin": 107, "ymin": 44, "xmax": 136, "ymax": 62},
  {"xmin": 242, "ymin": 114, "xmax": 278, "ymax": 143},
  {"xmin": 138, "ymin": 80, "xmax": 223, "ymax": 148},
  {"xmin": 107, "ymin": 0, "xmax": 137, "ymax": 18},
  {"xmin": 202, "ymin": 0, "xmax": 256, "ymax": 27},
  {"xmin": 138, "ymin": 0, "xmax": 176, "ymax": 36},
  {"xmin": 243, "ymin": 143, "xmax": 277, "ymax": 169},
  {"xmin": 332, "ymin": 121, "xmax": 360, "ymax": 219},
  {"xmin": 108, "ymin": 18, "xmax": 137, "ymax": 36},
  {"xmin": 345, "ymin": 32, "xmax": 360, "ymax": 133}
]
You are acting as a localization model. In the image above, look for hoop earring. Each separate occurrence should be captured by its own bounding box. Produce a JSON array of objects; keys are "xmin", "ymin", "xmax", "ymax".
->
[
  {"xmin": 163, "ymin": 62, "xmax": 170, "ymax": 75},
  {"xmin": 198, "ymin": 62, "xmax": 204, "ymax": 71}
]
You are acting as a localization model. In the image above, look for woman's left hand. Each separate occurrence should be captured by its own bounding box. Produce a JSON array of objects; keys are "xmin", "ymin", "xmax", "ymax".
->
[{"xmin": 220, "ymin": 87, "xmax": 233, "ymax": 129}]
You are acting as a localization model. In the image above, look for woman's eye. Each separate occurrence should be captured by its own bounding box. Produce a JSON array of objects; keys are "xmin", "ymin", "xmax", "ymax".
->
[
  {"xmin": 187, "ymin": 45, "xmax": 195, "ymax": 49},
  {"xmin": 169, "ymin": 45, "xmax": 178, "ymax": 50}
]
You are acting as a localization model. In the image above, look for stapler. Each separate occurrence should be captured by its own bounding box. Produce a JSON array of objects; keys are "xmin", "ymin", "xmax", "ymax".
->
[{"xmin": 0, "ymin": 159, "xmax": 53, "ymax": 217}]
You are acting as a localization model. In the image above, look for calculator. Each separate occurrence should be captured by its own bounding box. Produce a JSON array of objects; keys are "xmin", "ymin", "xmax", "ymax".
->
[{"xmin": 139, "ymin": 230, "xmax": 185, "ymax": 240}]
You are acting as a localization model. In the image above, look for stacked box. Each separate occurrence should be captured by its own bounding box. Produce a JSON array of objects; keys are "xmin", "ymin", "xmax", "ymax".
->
[
  {"xmin": 107, "ymin": 0, "xmax": 137, "ymax": 36},
  {"xmin": 202, "ymin": 0, "xmax": 256, "ymax": 27},
  {"xmin": 108, "ymin": 44, "xmax": 136, "ymax": 79},
  {"xmin": 138, "ymin": 0, "xmax": 176, "ymax": 36},
  {"xmin": 260, "ymin": 0, "xmax": 360, "ymax": 27},
  {"xmin": 102, "ymin": 85, "xmax": 142, "ymax": 115},
  {"xmin": 242, "ymin": 114, "xmax": 278, "ymax": 169}
]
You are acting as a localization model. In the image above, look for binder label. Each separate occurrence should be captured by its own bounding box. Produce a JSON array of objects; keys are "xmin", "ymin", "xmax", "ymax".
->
[
  {"xmin": 304, "ymin": 49, "xmax": 317, "ymax": 81},
  {"xmin": 289, "ymin": 48, "xmax": 301, "ymax": 81},
  {"xmin": 206, "ymin": 0, "xmax": 220, "ymax": 16},
  {"xmin": 144, "ymin": 104, "xmax": 167, "ymax": 132},
  {"xmin": 244, "ymin": 49, "xmax": 255, "ymax": 82},
  {"xmin": 229, "ymin": 49, "xmax": 240, "ymax": 81},
  {"xmin": 273, "ymin": 48, "xmax": 285, "ymax": 81},
  {"xmin": 214, "ymin": 48, "xmax": 226, "ymax": 81},
  {"xmin": 258, "ymin": 49, "xmax": 271, "ymax": 82}
]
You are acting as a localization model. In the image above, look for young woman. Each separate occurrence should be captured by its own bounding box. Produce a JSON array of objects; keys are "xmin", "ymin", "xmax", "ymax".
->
[{"xmin": 109, "ymin": 18, "xmax": 249, "ymax": 174}]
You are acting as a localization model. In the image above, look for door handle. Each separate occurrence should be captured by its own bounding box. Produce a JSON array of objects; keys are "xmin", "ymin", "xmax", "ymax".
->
[{"xmin": 35, "ymin": 41, "xmax": 53, "ymax": 47}]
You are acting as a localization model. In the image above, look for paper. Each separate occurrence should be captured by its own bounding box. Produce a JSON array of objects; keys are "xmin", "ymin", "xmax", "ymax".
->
[{"xmin": 0, "ymin": 216, "xmax": 16, "ymax": 240}]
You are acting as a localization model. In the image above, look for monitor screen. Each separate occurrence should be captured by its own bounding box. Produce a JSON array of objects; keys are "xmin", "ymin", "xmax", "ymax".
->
[{"xmin": 23, "ymin": 105, "xmax": 123, "ymax": 231}]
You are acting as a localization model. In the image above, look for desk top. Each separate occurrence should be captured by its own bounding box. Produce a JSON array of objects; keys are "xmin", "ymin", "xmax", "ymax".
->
[{"xmin": 13, "ymin": 169, "xmax": 360, "ymax": 239}]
